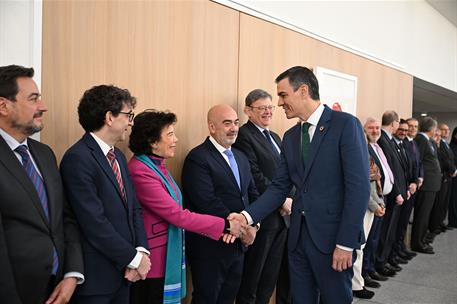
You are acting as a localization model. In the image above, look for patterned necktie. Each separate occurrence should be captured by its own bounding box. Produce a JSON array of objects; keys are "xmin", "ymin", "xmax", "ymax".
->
[
  {"xmin": 223, "ymin": 149, "xmax": 241, "ymax": 189},
  {"xmin": 15, "ymin": 145, "xmax": 59, "ymax": 274},
  {"xmin": 374, "ymin": 143, "xmax": 395, "ymax": 183},
  {"xmin": 107, "ymin": 148, "xmax": 127, "ymax": 201},
  {"xmin": 302, "ymin": 122, "xmax": 311, "ymax": 164},
  {"xmin": 263, "ymin": 129, "xmax": 280, "ymax": 157}
]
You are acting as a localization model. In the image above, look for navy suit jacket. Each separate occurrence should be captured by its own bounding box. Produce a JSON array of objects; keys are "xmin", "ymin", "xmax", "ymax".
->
[
  {"xmin": 60, "ymin": 133, "xmax": 147, "ymax": 295},
  {"xmin": 182, "ymin": 137, "xmax": 259, "ymax": 259},
  {"xmin": 245, "ymin": 106, "xmax": 370, "ymax": 254}
]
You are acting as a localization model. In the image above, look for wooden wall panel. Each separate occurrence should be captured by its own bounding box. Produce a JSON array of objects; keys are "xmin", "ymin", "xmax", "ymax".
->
[
  {"xmin": 42, "ymin": 0, "xmax": 240, "ymax": 179},
  {"xmin": 238, "ymin": 13, "xmax": 413, "ymax": 135}
]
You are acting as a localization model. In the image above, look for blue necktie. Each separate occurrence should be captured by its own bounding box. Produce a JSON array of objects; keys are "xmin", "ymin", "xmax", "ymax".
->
[
  {"xmin": 223, "ymin": 149, "xmax": 241, "ymax": 189},
  {"xmin": 15, "ymin": 145, "xmax": 59, "ymax": 274},
  {"xmin": 263, "ymin": 129, "xmax": 280, "ymax": 157}
]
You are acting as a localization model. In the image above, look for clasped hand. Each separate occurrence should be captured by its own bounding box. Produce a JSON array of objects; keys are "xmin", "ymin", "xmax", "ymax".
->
[
  {"xmin": 124, "ymin": 252, "xmax": 151, "ymax": 282},
  {"xmin": 221, "ymin": 213, "xmax": 257, "ymax": 246}
]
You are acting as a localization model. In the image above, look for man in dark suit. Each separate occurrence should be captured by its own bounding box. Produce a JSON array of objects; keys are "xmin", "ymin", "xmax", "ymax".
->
[
  {"xmin": 233, "ymin": 89, "xmax": 292, "ymax": 304},
  {"xmin": 0, "ymin": 65, "xmax": 84, "ymax": 304},
  {"xmin": 182, "ymin": 104, "xmax": 259, "ymax": 304},
  {"xmin": 428, "ymin": 123, "xmax": 457, "ymax": 235},
  {"xmin": 411, "ymin": 117, "xmax": 441, "ymax": 254},
  {"xmin": 374, "ymin": 111, "xmax": 408, "ymax": 276},
  {"xmin": 229, "ymin": 66, "xmax": 370, "ymax": 304},
  {"xmin": 60, "ymin": 85, "xmax": 150, "ymax": 303}
]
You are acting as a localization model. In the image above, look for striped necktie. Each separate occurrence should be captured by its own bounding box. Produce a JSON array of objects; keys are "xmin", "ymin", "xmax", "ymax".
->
[
  {"xmin": 15, "ymin": 145, "xmax": 59, "ymax": 274},
  {"xmin": 107, "ymin": 148, "xmax": 127, "ymax": 201}
]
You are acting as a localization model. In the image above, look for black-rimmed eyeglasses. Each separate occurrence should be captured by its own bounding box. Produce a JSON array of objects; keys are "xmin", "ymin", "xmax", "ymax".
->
[
  {"xmin": 249, "ymin": 105, "xmax": 276, "ymax": 112},
  {"xmin": 119, "ymin": 111, "xmax": 135, "ymax": 122}
]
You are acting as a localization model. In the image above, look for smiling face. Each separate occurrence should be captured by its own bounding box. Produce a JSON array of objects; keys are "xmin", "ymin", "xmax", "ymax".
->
[
  {"xmin": 407, "ymin": 119, "xmax": 418, "ymax": 138},
  {"xmin": 208, "ymin": 105, "xmax": 239, "ymax": 148},
  {"xmin": 152, "ymin": 124, "xmax": 178, "ymax": 159},
  {"xmin": 276, "ymin": 77, "xmax": 309, "ymax": 120},
  {"xmin": 395, "ymin": 123, "xmax": 409, "ymax": 140},
  {"xmin": 365, "ymin": 120, "xmax": 381, "ymax": 143},
  {"xmin": 245, "ymin": 97, "xmax": 274, "ymax": 128},
  {"xmin": 1, "ymin": 77, "xmax": 47, "ymax": 141},
  {"xmin": 110, "ymin": 103, "xmax": 133, "ymax": 144}
]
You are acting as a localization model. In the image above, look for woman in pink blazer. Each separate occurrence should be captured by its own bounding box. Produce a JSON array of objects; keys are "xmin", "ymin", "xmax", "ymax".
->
[{"xmin": 128, "ymin": 110, "xmax": 242, "ymax": 304}]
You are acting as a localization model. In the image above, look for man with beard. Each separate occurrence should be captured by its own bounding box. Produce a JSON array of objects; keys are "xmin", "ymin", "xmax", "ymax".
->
[
  {"xmin": 182, "ymin": 104, "xmax": 259, "ymax": 304},
  {"xmin": 0, "ymin": 65, "xmax": 84, "ymax": 304}
]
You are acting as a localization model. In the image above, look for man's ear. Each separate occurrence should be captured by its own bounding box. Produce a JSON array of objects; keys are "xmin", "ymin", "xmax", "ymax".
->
[
  {"xmin": 0, "ymin": 97, "xmax": 10, "ymax": 116},
  {"xmin": 105, "ymin": 111, "xmax": 113, "ymax": 126},
  {"xmin": 300, "ymin": 84, "xmax": 309, "ymax": 99},
  {"xmin": 208, "ymin": 121, "xmax": 216, "ymax": 134},
  {"xmin": 243, "ymin": 106, "xmax": 251, "ymax": 117}
]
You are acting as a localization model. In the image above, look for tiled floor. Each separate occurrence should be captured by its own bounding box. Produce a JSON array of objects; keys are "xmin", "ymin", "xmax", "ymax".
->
[{"xmin": 353, "ymin": 229, "xmax": 457, "ymax": 304}]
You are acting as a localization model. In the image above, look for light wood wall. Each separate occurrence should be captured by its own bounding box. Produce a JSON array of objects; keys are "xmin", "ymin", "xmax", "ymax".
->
[{"xmin": 42, "ymin": 1, "xmax": 413, "ymax": 303}]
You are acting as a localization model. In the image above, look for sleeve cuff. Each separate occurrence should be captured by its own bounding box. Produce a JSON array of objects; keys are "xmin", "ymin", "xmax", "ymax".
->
[
  {"xmin": 64, "ymin": 272, "xmax": 85, "ymax": 285},
  {"xmin": 128, "ymin": 250, "xmax": 145, "ymax": 269},
  {"xmin": 241, "ymin": 211, "xmax": 254, "ymax": 225},
  {"xmin": 336, "ymin": 244, "xmax": 353, "ymax": 252}
]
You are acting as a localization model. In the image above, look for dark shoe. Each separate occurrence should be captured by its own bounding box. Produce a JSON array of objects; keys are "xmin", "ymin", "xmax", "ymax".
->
[
  {"xmin": 376, "ymin": 267, "xmax": 396, "ymax": 277},
  {"xmin": 403, "ymin": 248, "xmax": 417, "ymax": 257},
  {"xmin": 386, "ymin": 263, "xmax": 402, "ymax": 272},
  {"xmin": 353, "ymin": 287, "xmax": 375, "ymax": 299},
  {"xmin": 397, "ymin": 251, "xmax": 413, "ymax": 260},
  {"xmin": 395, "ymin": 256, "xmax": 408, "ymax": 264},
  {"xmin": 424, "ymin": 232, "xmax": 436, "ymax": 244},
  {"xmin": 447, "ymin": 226, "xmax": 455, "ymax": 230},
  {"xmin": 364, "ymin": 276, "xmax": 381, "ymax": 288},
  {"xmin": 411, "ymin": 246, "xmax": 435, "ymax": 254},
  {"xmin": 369, "ymin": 271, "xmax": 388, "ymax": 281}
]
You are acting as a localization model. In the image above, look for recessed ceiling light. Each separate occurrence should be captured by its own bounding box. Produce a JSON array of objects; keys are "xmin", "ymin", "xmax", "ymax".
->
[{"xmin": 420, "ymin": 113, "xmax": 427, "ymax": 117}]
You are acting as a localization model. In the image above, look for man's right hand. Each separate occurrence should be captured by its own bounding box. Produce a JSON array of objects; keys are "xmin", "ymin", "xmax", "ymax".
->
[
  {"xmin": 395, "ymin": 194, "xmax": 404, "ymax": 205},
  {"xmin": 136, "ymin": 252, "xmax": 151, "ymax": 280},
  {"xmin": 227, "ymin": 212, "xmax": 248, "ymax": 225}
]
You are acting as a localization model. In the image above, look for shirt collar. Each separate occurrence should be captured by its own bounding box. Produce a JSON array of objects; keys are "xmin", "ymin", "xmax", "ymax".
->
[
  {"xmin": 302, "ymin": 103, "xmax": 324, "ymax": 126},
  {"xmin": 382, "ymin": 128, "xmax": 393, "ymax": 139},
  {"xmin": 419, "ymin": 132, "xmax": 429, "ymax": 140},
  {"xmin": 209, "ymin": 136, "xmax": 231, "ymax": 154},
  {"xmin": 251, "ymin": 121, "xmax": 267, "ymax": 133},
  {"xmin": 90, "ymin": 132, "xmax": 113, "ymax": 156},
  {"xmin": 0, "ymin": 128, "xmax": 28, "ymax": 151}
]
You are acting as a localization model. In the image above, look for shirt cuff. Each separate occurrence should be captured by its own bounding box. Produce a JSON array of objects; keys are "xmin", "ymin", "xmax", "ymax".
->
[
  {"xmin": 241, "ymin": 211, "xmax": 254, "ymax": 225},
  {"xmin": 128, "ymin": 247, "xmax": 150, "ymax": 269},
  {"xmin": 336, "ymin": 244, "xmax": 353, "ymax": 252},
  {"xmin": 64, "ymin": 272, "xmax": 85, "ymax": 284}
]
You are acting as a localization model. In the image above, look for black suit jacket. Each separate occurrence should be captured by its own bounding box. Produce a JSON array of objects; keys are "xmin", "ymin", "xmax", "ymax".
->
[
  {"xmin": 414, "ymin": 133, "xmax": 441, "ymax": 192},
  {"xmin": 368, "ymin": 144, "xmax": 385, "ymax": 190},
  {"xmin": 378, "ymin": 129, "xmax": 408, "ymax": 201},
  {"xmin": 182, "ymin": 137, "xmax": 259, "ymax": 258},
  {"xmin": 60, "ymin": 133, "xmax": 147, "ymax": 296},
  {"xmin": 233, "ymin": 121, "xmax": 286, "ymax": 230},
  {"xmin": 439, "ymin": 140, "xmax": 456, "ymax": 178},
  {"xmin": 403, "ymin": 138, "xmax": 422, "ymax": 182},
  {"xmin": 0, "ymin": 135, "xmax": 83, "ymax": 304}
]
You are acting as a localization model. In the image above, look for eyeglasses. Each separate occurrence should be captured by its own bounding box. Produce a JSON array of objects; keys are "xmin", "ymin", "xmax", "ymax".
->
[
  {"xmin": 249, "ymin": 105, "xmax": 276, "ymax": 112},
  {"xmin": 119, "ymin": 111, "xmax": 135, "ymax": 122},
  {"xmin": 397, "ymin": 128, "xmax": 408, "ymax": 132}
]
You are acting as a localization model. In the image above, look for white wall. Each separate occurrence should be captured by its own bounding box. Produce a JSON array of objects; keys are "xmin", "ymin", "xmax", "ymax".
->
[
  {"xmin": 217, "ymin": 0, "xmax": 457, "ymax": 93},
  {"xmin": 0, "ymin": 0, "xmax": 42, "ymax": 140}
]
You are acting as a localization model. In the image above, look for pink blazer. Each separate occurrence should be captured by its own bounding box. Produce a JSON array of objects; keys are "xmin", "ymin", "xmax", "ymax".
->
[{"xmin": 128, "ymin": 155, "xmax": 225, "ymax": 278}]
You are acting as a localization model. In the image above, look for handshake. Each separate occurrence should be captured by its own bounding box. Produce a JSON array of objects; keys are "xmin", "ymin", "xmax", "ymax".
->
[{"xmin": 221, "ymin": 212, "xmax": 257, "ymax": 247}]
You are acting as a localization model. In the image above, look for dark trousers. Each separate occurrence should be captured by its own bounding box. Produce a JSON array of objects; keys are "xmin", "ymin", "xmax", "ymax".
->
[
  {"xmin": 237, "ymin": 226, "xmax": 287, "ymax": 304},
  {"xmin": 392, "ymin": 196, "xmax": 415, "ymax": 256},
  {"xmin": 411, "ymin": 190, "xmax": 437, "ymax": 249},
  {"xmin": 71, "ymin": 284, "xmax": 129, "ymax": 304},
  {"xmin": 289, "ymin": 218, "xmax": 353, "ymax": 304},
  {"xmin": 362, "ymin": 215, "xmax": 383, "ymax": 276},
  {"xmin": 276, "ymin": 240, "xmax": 291, "ymax": 304},
  {"xmin": 375, "ymin": 201, "xmax": 401, "ymax": 269},
  {"xmin": 429, "ymin": 178, "xmax": 450, "ymax": 233},
  {"xmin": 449, "ymin": 177, "xmax": 457, "ymax": 227},
  {"xmin": 190, "ymin": 253, "xmax": 244, "ymax": 304},
  {"xmin": 130, "ymin": 277, "xmax": 164, "ymax": 304}
]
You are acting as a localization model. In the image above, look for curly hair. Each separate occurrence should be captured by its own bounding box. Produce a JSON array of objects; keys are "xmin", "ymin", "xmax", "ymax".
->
[
  {"xmin": 129, "ymin": 109, "xmax": 177, "ymax": 155},
  {"xmin": 78, "ymin": 84, "xmax": 137, "ymax": 132},
  {"xmin": 0, "ymin": 65, "xmax": 34, "ymax": 101}
]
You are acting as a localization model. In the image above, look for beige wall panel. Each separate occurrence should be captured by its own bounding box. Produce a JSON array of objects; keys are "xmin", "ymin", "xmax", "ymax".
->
[
  {"xmin": 42, "ymin": 0, "xmax": 239, "ymax": 180},
  {"xmin": 239, "ymin": 13, "xmax": 413, "ymax": 135}
]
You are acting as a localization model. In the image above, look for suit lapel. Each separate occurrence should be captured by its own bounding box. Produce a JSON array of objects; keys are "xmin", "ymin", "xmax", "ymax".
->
[
  {"xmin": 247, "ymin": 121, "xmax": 280, "ymax": 162},
  {"xmin": 0, "ymin": 136, "xmax": 50, "ymax": 227},
  {"xmin": 303, "ymin": 106, "xmax": 331, "ymax": 182},
  {"xmin": 288, "ymin": 124, "xmax": 304, "ymax": 180},
  {"xmin": 83, "ymin": 134, "xmax": 127, "ymax": 209},
  {"xmin": 204, "ymin": 138, "xmax": 241, "ymax": 192}
]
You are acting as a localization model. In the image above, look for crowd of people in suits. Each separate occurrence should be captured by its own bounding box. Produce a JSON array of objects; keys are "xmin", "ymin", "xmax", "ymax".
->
[{"xmin": 1, "ymin": 63, "xmax": 456, "ymax": 304}]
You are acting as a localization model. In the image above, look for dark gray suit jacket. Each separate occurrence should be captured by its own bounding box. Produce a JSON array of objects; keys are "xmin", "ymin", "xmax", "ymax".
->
[
  {"xmin": 0, "ymin": 135, "xmax": 83, "ymax": 304},
  {"xmin": 414, "ymin": 133, "xmax": 441, "ymax": 192}
]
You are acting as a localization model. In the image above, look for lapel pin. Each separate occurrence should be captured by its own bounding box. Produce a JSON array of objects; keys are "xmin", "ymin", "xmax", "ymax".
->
[{"xmin": 319, "ymin": 126, "xmax": 325, "ymax": 132}]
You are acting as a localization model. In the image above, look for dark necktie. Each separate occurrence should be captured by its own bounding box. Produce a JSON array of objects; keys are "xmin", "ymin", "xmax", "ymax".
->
[
  {"xmin": 302, "ymin": 123, "xmax": 311, "ymax": 164},
  {"xmin": 15, "ymin": 145, "xmax": 59, "ymax": 274},
  {"xmin": 107, "ymin": 148, "xmax": 127, "ymax": 201},
  {"xmin": 263, "ymin": 129, "xmax": 280, "ymax": 157},
  {"xmin": 223, "ymin": 149, "xmax": 241, "ymax": 189}
]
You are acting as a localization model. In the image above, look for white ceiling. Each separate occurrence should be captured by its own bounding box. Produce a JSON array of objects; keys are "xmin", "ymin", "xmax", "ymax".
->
[
  {"xmin": 413, "ymin": 77, "xmax": 457, "ymax": 114},
  {"xmin": 426, "ymin": 0, "xmax": 457, "ymax": 26}
]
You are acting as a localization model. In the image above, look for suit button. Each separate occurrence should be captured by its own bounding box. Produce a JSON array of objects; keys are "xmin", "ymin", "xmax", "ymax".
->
[{"xmin": 301, "ymin": 210, "xmax": 306, "ymax": 216}]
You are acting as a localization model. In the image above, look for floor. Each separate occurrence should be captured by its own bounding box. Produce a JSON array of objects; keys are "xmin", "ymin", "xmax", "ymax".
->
[{"xmin": 353, "ymin": 228, "xmax": 457, "ymax": 304}]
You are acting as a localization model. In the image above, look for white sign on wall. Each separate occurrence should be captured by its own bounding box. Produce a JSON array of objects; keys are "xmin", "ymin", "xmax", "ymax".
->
[{"xmin": 314, "ymin": 66, "xmax": 358, "ymax": 116}]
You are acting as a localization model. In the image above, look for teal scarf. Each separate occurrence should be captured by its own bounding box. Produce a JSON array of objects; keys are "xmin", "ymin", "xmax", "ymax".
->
[{"xmin": 135, "ymin": 155, "xmax": 186, "ymax": 304}]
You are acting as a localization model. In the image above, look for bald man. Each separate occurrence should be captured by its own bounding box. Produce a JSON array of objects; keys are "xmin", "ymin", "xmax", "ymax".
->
[{"xmin": 182, "ymin": 105, "xmax": 259, "ymax": 304}]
